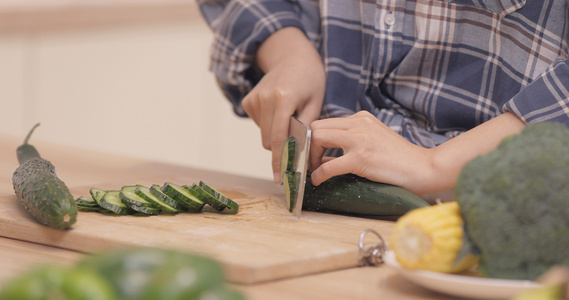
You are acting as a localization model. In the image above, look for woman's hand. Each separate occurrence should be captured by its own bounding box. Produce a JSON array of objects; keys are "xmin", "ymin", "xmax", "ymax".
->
[
  {"xmin": 242, "ymin": 27, "xmax": 325, "ymax": 184},
  {"xmin": 309, "ymin": 111, "xmax": 432, "ymax": 194},
  {"xmin": 308, "ymin": 111, "xmax": 526, "ymax": 196}
]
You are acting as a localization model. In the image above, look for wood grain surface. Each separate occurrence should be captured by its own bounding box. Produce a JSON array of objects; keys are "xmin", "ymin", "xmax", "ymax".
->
[{"xmin": 0, "ymin": 134, "xmax": 395, "ymax": 284}]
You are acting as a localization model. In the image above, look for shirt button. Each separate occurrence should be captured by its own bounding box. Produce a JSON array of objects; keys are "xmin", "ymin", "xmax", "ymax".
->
[{"xmin": 384, "ymin": 13, "xmax": 395, "ymax": 26}]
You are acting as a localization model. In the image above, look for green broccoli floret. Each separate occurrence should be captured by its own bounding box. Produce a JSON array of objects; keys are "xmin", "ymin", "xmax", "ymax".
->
[{"xmin": 455, "ymin": 121, "xmax": 569, "ymax": 280}]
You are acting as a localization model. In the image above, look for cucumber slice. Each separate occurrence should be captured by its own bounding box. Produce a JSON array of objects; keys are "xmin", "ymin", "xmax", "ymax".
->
[
  {"xmin": 75, "ymin": 195, "xmax": 98, "ymax": 207},
  {"xmin": 281, "ymin": 136, "xmax": 296, "ymax": 174},
  {"xmin": 119, "ymin": 185, "xmax": 161, "ymax": 215},
  {"xmin": 283, "ymin": 171, "xmax": 298, "ymax": 212},
  {"xmin": 184, "ymin": 184, "xmax": 220, "ymax": 209},
  {"xmin": 188, "ymin": 182, "xmax": 239, "ymax": 214},
  {"xmin": 149, "ymin": 184, "xmax": 185, "ymax": 211},
  {"xmin": 90, "ymin": 188, "xmax": 106, "ymax": 202},
  {"xmin": 135, "ymin": 186, "xmax": 178, "ymax": 214},
  {"xmin": 98, "ymin": 191, "xmax": 132, "ymax": 215},
  {"xmin": 77, "ymin": 204, "xmax": 101, "ymax": 212},
  {"xmin": 161, "ymin": 182, "xmax": 204, "ymax": 212}
]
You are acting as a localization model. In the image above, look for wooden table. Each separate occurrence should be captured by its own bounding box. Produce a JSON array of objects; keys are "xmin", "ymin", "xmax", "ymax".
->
[{"xmin": 0, "ymin": 133, "xmax": 462, "ymax": 299}]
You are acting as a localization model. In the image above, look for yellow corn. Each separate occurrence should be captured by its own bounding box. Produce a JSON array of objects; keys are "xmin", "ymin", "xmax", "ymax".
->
[{"xmin": 389, "ymin": 201, "xmax": 479, "ymax": 273}]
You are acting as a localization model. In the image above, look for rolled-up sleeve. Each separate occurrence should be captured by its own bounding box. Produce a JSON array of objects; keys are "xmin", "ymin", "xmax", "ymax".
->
[
  {"xmin": 198, "ymin": 0, "xmax": 319, "ymax": 116},
  {"xmin": 503, "ymin": 58, "xmax": 569, "ymax": 127}
]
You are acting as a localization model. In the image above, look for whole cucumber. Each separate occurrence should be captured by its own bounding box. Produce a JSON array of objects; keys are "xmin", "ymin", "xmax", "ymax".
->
[
  {"xmin": 12, "ymin": 123, "xmax": 77, "ymax": 229},
  {"xmin": 303, "ymin": 173, "xmax": 429, "ymax": 217}
]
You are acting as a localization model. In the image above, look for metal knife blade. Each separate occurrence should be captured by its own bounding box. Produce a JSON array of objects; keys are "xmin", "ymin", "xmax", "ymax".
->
[{"xmin": 284, "ymin": 116, "xmax": 311, "ymax": 217}]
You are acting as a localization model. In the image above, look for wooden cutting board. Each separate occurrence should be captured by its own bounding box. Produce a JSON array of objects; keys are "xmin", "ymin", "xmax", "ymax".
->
[{"xmin": 0, "ymin": 134, "xmax": 395, "ymax": 284}]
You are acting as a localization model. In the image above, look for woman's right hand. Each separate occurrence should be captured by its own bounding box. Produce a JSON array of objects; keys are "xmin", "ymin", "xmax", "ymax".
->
[{"xmin": 242, "ymin": 27, "xmax": 325, "ymax": 184}]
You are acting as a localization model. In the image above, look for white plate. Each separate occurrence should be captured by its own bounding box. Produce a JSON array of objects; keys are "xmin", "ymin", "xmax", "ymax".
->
[{"xmin": 383, "ymin": 250, "xmax": 542, "ymax": 299}]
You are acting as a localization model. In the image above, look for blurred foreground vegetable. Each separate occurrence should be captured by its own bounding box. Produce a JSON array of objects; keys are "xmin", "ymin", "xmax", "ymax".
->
[{"xmin": 0, "ymin": 247, "xmax": 244, "ymax": 300}]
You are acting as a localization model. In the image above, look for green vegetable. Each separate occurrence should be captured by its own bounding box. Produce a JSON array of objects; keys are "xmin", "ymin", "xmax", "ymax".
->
[
  {"xmin": 135, "ymin": 185, "xmax": 178, "ymax": 213},
  {"xmin": 120, "ymin": 185, "xmax": 161, "ymax": 215},
  {"xmin": 303, "ymin": 173, "xmax": 429, "ymax": 216},
  {"xmin": 0, "ymin": 247, "xmax": 244, "ymax": 300},
  {"xmin": 149, "ymin": 184, "xmax": 184, "ymax": 211},
  {"xmin": 283, "ymin": 171, "xmax": 300, "ymax": 212},
  {"xmin": 455, "ymin": 122, "xmax": 569, "ymax": 280},
  {"xmin": 98, "ymin": 190, "xmax": 132, "ymax": 215},
  {"xmin": 197, "ymin": 181, "xmax": 239, "ymax": 213},
  {"xmin": 77, "ymin": 181, "xmax": 236, "ymax": 216},
  {"xmin": 76, "ymin": 196, "xmax": 101, "ymax": 212},
  {"xmin": 280, "ymin": 137, "xmax": 299, "ymax": 212},
  {"xmin": 162, "ymin": 182, "xmax": 204, "ymax": 212},
  {"xmin": 12, "ymin": 123, "xmax": 77, "ymax": 229},
  {"xmin": 76, "ymin": 247, "xmax": 240, "ymax": 300},
  {"xmin": 0, "ymin": 264, "xmax": 116, "ymax": 300}
]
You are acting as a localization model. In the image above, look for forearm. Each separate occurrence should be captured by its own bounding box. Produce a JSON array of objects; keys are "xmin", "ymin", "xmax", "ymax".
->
[
  {"xmin": 256, "ymin": 27, "xmax": 320, "ymax": 73},
  {"xmin": 419, "ymin": 112, "xmax": 526, "ymax": 195}
]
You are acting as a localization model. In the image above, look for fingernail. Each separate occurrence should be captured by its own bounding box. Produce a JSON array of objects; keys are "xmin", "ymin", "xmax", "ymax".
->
[{"xmin": 273, "ymin": 172, "xmax": 281, "ymax": 185}]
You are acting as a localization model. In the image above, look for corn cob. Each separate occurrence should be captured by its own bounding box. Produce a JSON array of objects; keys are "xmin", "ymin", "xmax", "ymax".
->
[{"xmin": 389, "ymin": 201, "xmax": 479, "ymax": 273}]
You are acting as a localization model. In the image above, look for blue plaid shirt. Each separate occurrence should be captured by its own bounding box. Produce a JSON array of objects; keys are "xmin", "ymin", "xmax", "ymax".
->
[{"xmin": 198, "ymin": 0, "xmax": 569, "ymax": 147}]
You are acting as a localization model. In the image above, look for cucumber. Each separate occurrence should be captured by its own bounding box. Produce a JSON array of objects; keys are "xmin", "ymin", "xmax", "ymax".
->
[
  {"xmin": 75, "ymin": 195, "xmax": 101, "ymax": 212},
  {"xmin": 197, "ymin": 181, "xmax": 239, "ymax": 213},
  {"xmin": 135, "ymin": 186, "xmax": 178, "ymax": 214},
  {"xmin": 120, "ymin": 186, "xmax": 161, "ymax": 215},
  {"xmin": 77, "ymin": 205, "xmax": 102, "ymax": 212},
  {"xmin": 76, "ymin": 195, "xmax": 98, "ymax": 207},
  {"xmin": 161, "ymin": 182, "xmax": 204, "ymax": 212},
  {"xmin": 149, "ymin": 184, "xmax": 185, "ymax": 211},
  {"xmin": 303, "ymin": 173, "xmax": 429, "ymax": 217},
  {"xmin": 90, "ymin": 188, "xmax": 106, "ymax": 202},
  {"xmin": 283, "ymin": 171, "xmax": 299, "ymax": 212},
  {"xmin": 281, "ymin": 136, "xmax": 296, "ymax": 174},
  {"xmin": 12, "ymin": 123, "xmax": 78, "ymax": 230},
  {"xmin": 98, "ymin": 191, "xmax": 132, "ymax": 215}
]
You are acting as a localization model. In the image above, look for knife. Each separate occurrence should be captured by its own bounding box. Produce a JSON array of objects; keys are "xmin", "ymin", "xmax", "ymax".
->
[{"xmin": 281, "ymin": 116, "xmax": 311, "ymax": 217}]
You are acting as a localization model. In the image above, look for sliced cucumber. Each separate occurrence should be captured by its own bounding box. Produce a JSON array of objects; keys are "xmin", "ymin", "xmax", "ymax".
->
[
  {"xmin": 90, "ymin": 188, "xmax": 106, "ymax": 202},
  {"xmin": 76, "ymin": 195, "xmax": 98, "ymax": 207},
  {"xmin": 184, "ymin": 184, "xmax": 220, "ymax": 209},
  {"xmin": 281, "ymin": 136, "xmax": 296, "ymax": 174},
  {"xmin": 161, "ymin": 182, "xmax": 204, "ymax": 212},
  {"xmin": 182, "ymin": 182, "xmax": 239, "ymax": 214},
  {"xmin": 98, "ymin": 191, "xmax": 132, "ymax": 215},
  {"xmin": 149, "ymin": 184, "xmax": 186, "ymax": 211},
  {"xmin": 135, "ymin": 186, "xmax": 178, "ymax": 214},
  {"xmin": 77, "ymin": 205, "xmax": 101, "ymax": 212},
  {"xmin": 119, "ymin": 185, "xmax": 161, "ymax": 215},
  {"xmin": 282, "ymin": 171, "xmax": 298, "ymax": 212}
]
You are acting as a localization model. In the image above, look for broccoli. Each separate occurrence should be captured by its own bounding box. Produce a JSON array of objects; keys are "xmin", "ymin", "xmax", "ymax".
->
[{"xmin": 455, "ymin": 121, "xmax": 569, "ymax": 280}]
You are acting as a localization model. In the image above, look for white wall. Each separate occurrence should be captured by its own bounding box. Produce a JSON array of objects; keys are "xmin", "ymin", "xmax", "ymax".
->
[{"xmin": 0, "ymin": 17, "xmax": 273, "ymax": 181}]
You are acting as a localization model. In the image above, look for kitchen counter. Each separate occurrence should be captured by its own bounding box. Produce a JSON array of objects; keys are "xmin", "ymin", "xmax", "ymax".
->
[{"xmin": 0, "ymin": 133, "xmax": 461, "ymax": 299}]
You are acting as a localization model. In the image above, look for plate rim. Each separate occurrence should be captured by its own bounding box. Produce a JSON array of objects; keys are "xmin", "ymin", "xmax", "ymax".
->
[{"xmin": 383, "ymin": 250, "xmax": 541, "ymax": 299}]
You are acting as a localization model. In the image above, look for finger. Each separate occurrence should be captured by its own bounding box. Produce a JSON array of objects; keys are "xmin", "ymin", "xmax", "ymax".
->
[
  {"xmin": 309, "ymin": 127, "xmax": 357, "ymax": 172},
  {"xmin": 258, "ymin": 93, "xmax": 275, "ymax": 151},
  {"xmin": 295, "ymin": 95, "xmax": 323, "ymax": 126},
  {"xmin": 271, "ymin": 89, "xmax": 297, "ymax": 183},
  {"xmin": 309, "ymin": 154, "xmax": 356, "ymax": 186},
  {"xmin": 242, "ymin": 94, "xmax": 260, "ymax": 127}
]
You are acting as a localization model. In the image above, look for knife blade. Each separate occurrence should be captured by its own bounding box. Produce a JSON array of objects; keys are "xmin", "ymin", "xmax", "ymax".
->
[{"xmin": 282, "ymin": 116, "xmax": 311, "ymax": 217}]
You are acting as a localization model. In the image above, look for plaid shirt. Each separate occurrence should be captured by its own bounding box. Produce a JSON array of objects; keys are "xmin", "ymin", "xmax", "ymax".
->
[{"xmin": 198, "ymin": 0, "xmax": 569, "ymax": 147}]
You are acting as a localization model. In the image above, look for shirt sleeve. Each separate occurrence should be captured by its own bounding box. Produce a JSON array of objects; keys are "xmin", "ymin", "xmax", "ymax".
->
[
  {"xmin": 197, "ymin": 0, "xmax": 318, "ymax": 116},
  {"xmin": 503, "ymin": 58, "xmax": 569, "ymax": 127}
]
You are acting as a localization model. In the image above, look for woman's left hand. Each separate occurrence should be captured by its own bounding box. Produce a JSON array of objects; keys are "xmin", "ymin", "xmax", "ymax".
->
[{"xmin": 309, "ymin": 111, "xmax": 433, "ymax": 195}]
